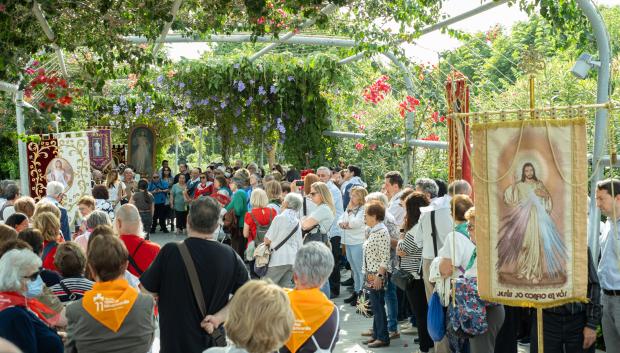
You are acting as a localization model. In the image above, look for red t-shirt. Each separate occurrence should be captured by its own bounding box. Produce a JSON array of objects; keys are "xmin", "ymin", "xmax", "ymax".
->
[
  {"xmin": 42, "ymin": 240, "xmax": 59, "ymax": 272},
  {"xmin": 120, "ymin": 234, "xmax": 161, "ymax": 277},
  {"xmin": 243, "ymin": 207, "xmax": 277, "ymax": 244}
]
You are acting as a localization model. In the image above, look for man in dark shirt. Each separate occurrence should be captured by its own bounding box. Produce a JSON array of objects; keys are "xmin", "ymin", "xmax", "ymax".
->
[
  {"xmin": 173, "ymin": 163, "xmax": 191, "ymax": 185},
  {"xmin": 140, "ymin": 196, "xmax": 249, "ymax": 353}
]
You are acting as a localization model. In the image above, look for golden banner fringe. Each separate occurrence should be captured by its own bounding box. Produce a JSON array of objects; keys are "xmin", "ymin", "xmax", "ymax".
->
[{"xmin": 479, "ymin": 295, "xmax": 589, "ymax": 309}]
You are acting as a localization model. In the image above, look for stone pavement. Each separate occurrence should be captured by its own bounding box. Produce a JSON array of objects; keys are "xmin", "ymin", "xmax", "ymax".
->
[{"xmin": 149, "ymin": 231, "xmax": 539, "ymax": 353}]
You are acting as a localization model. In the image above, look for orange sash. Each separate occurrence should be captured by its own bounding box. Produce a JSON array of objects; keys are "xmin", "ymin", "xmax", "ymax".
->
[
  {"xmin": 284, "ymin": 288, "xmax": 335, "ymax": 353},
  {"xmin": 82, "ymin": 279, "xmax": 138, "ymax": 332}
]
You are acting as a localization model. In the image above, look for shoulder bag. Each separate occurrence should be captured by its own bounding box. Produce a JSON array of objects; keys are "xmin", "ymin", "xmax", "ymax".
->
[
  {"xmin": 254, "ymin": 223, "xmax": 299, "ymax": 277},
  {"xmin": 177, "ymin": 241, "xmax": 227, "ymax": 347}
]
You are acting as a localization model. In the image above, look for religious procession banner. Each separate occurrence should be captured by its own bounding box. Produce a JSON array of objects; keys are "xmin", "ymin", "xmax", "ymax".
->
[
  {"xmin": 57, "ymin": 132, "xmax": 92, "ymax": 226},
  {"xmin": 87, "ymin": 128, "xmax": 112, "ymax": 171},
  {"xmin": 27, "ymin": 135, "xmax": 58, "ymax": 201},
  {"xmin": 112, "ymin": 144, "xmax": 127, "ymax": 168},
  {"xmin": 473, "ymin": 116, "xmax": 588, "ymax": 308}
]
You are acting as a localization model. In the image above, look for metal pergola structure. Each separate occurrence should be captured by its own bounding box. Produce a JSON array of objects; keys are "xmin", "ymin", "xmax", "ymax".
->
[{"xmin": 0, "ymin": 0, "xmax": 613, "ymax": 258}]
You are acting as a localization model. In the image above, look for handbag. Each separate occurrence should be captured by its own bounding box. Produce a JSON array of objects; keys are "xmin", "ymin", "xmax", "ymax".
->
[
  {"xmin": 427, "ymin": 291, "xmax": 446, "ymax": 342},
  {"xmin": 253, "ymin": 224, "xmax": 300, "ymax": 277},
  {"xmin": 391, "ymin": 257, "xmax": 416, "ymax": 291},
  {"xmin": 448, "ymin": 276, "xmax": 494, "ymax": 338},
  {"xmin": 177, "ymin": 241, "xmax": 227, "ymax": 347},
  {"xmin": 245, "ymin": 240, "xmax": 255, "ymax": 261}
]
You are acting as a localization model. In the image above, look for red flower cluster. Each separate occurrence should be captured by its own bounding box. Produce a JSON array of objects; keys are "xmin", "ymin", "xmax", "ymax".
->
[
  {"xmin": 421, "ymin": 133, "xmax": 440, "ymax": 141},
  {"xmin": 430, "ymin": 111, "xmax": 446, "ymax": 126},
  {"xmin": 355, "ymin": 142, "xmax": 364, "ymax": 151},
  {"xmin": 399, "ymin": 96, "xmax": 420, "ymax": 118},
  {"xmin": 362, "ymin": 75, "xmax": 391, "ymax": 104},
  {"xmin": 24, "ymin": 67, "xmax": 75, "ymax": 112}
]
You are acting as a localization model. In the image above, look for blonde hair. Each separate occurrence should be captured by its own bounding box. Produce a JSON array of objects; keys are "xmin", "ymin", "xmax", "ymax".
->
[
  {"xmin": 264, "ymin": 180, "xmax": 282, "ymax": 201},
  {"xmin": 77, "ymin": 195, "xmax": 96, "ymax": 209},
  {"xmin": 33, "ymin": 202, "xmax": 61, "ymax": 220},
  {"xmin": 349, "ymin": 186, "xmax": 368, "ymax": 207},
  {"xmin": 225, "ymin": 280, "xmax": 294, "ymax": 353},
  {"xmin": 311, "ymin": 182, "xmax": 335, "ymax": 214},
  {"xmin": 13, "ymin": 197, "xmax": 35, "ymax": 218},
  {"xmin": 465, "ymin": 207, "xmax": 475, "ymax": 222},
  {"xmin": 32, "ymin": 211, "xmax": 60, "ymax": 242},
  {"xmin": 250, "ymin": 188, "xmax": 269, "ymax": 208}
]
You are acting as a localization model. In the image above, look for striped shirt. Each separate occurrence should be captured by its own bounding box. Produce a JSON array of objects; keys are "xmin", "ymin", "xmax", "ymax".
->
[
  {"xmin": 50, "ymin": 277, "xmax": 94, "ymax": 303},
  {"xmin": 397, "ymin": 224, "xmax": 423, "ymax": 278}
]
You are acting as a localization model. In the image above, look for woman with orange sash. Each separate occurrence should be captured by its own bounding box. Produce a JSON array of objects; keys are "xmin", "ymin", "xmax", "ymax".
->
[
  {"xmin": 65, "ymin": 229, "xmax": 156, "ymax": 353},
  {"xmin": 0, "ymin": 248, "xmax": 63, "ymax": 353},
  {"xmin": 281, "ymin": 242, "xmax": 340, "ymax": 353}
]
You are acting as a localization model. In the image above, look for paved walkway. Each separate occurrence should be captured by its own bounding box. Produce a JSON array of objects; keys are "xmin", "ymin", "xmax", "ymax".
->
[{"xmin": 149, "ymin": 231, "xmax": 537, "ymax": 353}]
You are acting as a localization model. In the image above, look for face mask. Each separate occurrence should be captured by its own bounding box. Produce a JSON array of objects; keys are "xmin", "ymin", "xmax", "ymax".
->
[{"xmin": 24, "ymin": 275, "xmax": 44, "ymax": 298}]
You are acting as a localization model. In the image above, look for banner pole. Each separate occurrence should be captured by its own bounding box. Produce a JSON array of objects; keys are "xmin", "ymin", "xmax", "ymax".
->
[{"xmin": 537, "ymin": 307, "xmax": 544, "ymax": 353}]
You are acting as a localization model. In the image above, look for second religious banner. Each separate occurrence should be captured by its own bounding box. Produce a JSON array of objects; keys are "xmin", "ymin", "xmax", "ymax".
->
[{"xmin": 474, "ymin": 116, "xmax": 588, "ymax": 308}]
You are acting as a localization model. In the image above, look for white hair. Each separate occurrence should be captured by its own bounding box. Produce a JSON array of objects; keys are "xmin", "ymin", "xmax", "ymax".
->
[
  {"xmin": 116, "ymin": 204, "xmax": 141, "ymax": 223},
  {"xmin": 284, "ymin": 193, "xmax": 303, "ymax": 211},
  {"xmin": 365, "ymin": 192, "xmax": 389, "ymax": 208},
  {"xmin": 0, "ymin": 249, "xmax": 41, "ymax": 292},
  {"xmin": 293, "ymin": 242, "xmax": 333, "ymax": 288},
  {"xmin": 316, "ymin": 166, "xmax": 331, "ymax": 174},
  {"xmin": 46, "ymin": 181, "xmax": 64, "ymax": 197}
]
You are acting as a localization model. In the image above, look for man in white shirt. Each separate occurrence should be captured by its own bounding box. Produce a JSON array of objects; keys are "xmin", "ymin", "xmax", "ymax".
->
[
  {"xmin": 414, "ymin": 178, "xmax": 471, "ymax": 353},
  {"xmin": 596, "ymin": 178, "xmax": 620, "ymax": 352},
  {"xmin": 384, "ymin": 171, "xmax": 405, "ymax": 228},
  {"xmin": 317, "ymin": 166, "xmax": 345, "ymax": 297}
]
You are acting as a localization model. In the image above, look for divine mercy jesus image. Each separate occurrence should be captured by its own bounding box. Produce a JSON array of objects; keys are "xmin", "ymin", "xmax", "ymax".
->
[{"xmin": 496, "ymin": 162, "xmax": 567, "ymax": 286}]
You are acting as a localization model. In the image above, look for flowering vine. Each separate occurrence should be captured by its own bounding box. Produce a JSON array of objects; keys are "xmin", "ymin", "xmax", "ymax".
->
[{"xmin": 362, "ymin": 75, "xmax": 391, "ymax": 104}]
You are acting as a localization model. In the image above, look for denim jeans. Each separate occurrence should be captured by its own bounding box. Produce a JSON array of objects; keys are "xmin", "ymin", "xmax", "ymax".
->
[
  {"xmin": 345, "ymin": 244, "xmax": 364, "ymax": 292},
  {"xmin": 320, "ymin": 280, "xmax": 331, "ymax": 298},
  {"xmin": 385, "ymin": 278, "xmax": 399, "ymax": 332},
  {"xmin": 368, "ymin": 287, "xmax": 390, "ymax": 343}
]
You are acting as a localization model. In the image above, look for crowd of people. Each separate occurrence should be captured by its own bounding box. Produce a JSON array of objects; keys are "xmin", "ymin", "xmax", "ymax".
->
[{"xmin": 0, "ymin": 160, "xmax": 617, "ymax": 353}]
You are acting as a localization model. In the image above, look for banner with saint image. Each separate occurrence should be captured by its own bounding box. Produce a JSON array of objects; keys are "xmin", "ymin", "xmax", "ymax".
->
[
  {"xmin": 87, "ymin": 128, "xmax": 112, "ymax": 171},
  {"xmin": 474, "ymin": 116, "xmax": 588, "ymax": 308}
]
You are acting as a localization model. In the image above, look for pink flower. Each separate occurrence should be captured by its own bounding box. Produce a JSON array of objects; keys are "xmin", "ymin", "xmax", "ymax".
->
[
  {"xmin": 0, "ymin": 4, "xmax": 5, "ymax": 13},
  {"xmin": 358, "ymin": 124, "xmax": 366, "ymax": 131},
  {"xmin": 257, "ymin": 16, "xmax": 265, "ymax": 24},
  {"xmin": 355, "ymin": 142, "xmax": 364, "ymax": 151},
  {"xmin": 369, "ymin": 144, "xmax": 377, "ymax": 151}
]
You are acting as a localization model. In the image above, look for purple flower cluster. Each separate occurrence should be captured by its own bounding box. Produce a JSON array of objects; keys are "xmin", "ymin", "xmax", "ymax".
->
[
  {"xmin": 112, "ymin": 104, "xmax": 121, "ymax": 115},
  {"xmin": 232, "ymin": 125, "xmax": 238, "ymax": 134},
  {"xmin": 246, "ymin": 96, "xmax": 253, "ymax": 106},
  {"xmin": 270, "ymin": 85, "xmax": 277, "ymax": 94},
  {"xmin": 237, "ymin": 81, "xmax": 246, "ymax": 92},
  {"xmin": 258, "ymin": 85, "xmax": 266, "ymax": 96}
]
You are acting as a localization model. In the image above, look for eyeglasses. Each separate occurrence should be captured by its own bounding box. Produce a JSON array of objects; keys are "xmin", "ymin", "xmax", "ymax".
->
[{"xmin": 23, "ymin": 268, "xmax": 42, "ymax": 281}]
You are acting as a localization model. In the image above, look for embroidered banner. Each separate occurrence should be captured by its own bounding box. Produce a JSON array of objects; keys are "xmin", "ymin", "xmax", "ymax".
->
[
  {"xmin": 57, "ymin": 132, "xmax": 92, "ymax": 226},
  {"xmin": 27, "ymin": 136, "xmax": 58, "ymax": 201},
  {"xmin": 474, "ymin": 117, "xmax": 588, "ymax": 308},
  {"xmin": 112, "ymin": 144, "xmax": 127, "ymax": 168},
  {"xmin": 87, "ymin": 128, "xmax": 112, "ymax": 171},
  {"xmin": 445, "ymin": 72, "xmax": 472, "ymax": 185}
]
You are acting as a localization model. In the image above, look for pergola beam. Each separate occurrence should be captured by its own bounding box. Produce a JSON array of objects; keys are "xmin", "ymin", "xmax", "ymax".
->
[
  {"xmin": 248, "ymin": 3, "xmax": 339, "ymax": 62},
  {"xmin": 323, "ymin": 130, "xmax": 449, "ymax": 150},
  {"xmin": 124, "ymin": 34, "xmax": 356, "ymax": 47},
  {"xmin": 338, "ymin": 0, "xmax": 510, "ymax": 65},
  {"xmin": 0, "ymin": 81, "xmax": 19, "ymax": 93},
  {"xmin": 32, "ymin": 2, "xmax": 69, "ymax": 77},
  {"xmin": 152, "ymin": 0, "xmax": 184, "ymax": 56}
]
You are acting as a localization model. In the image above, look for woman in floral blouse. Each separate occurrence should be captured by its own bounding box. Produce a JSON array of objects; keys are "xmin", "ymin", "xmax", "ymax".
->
[{"xmin": 362, "ymin": 200, "xmax": 391, "ymax": 348}]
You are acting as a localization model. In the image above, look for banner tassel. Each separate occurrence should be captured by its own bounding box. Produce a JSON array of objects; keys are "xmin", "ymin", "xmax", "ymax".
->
[{"xmin": 537, "ymin": 307, "xmax": 544, "ymax": 353}]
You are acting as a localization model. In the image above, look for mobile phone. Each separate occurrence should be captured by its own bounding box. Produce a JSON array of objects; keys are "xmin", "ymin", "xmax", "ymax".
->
[{"xmin": 295, "ymin": 180, "xmax": 304, "ymax": 187}]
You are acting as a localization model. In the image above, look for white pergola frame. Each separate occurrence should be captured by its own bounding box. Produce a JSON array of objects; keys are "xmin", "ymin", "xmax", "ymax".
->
[{"xmin": 0, "ymin": 0, "xmax": 613, "ymax": 258}]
